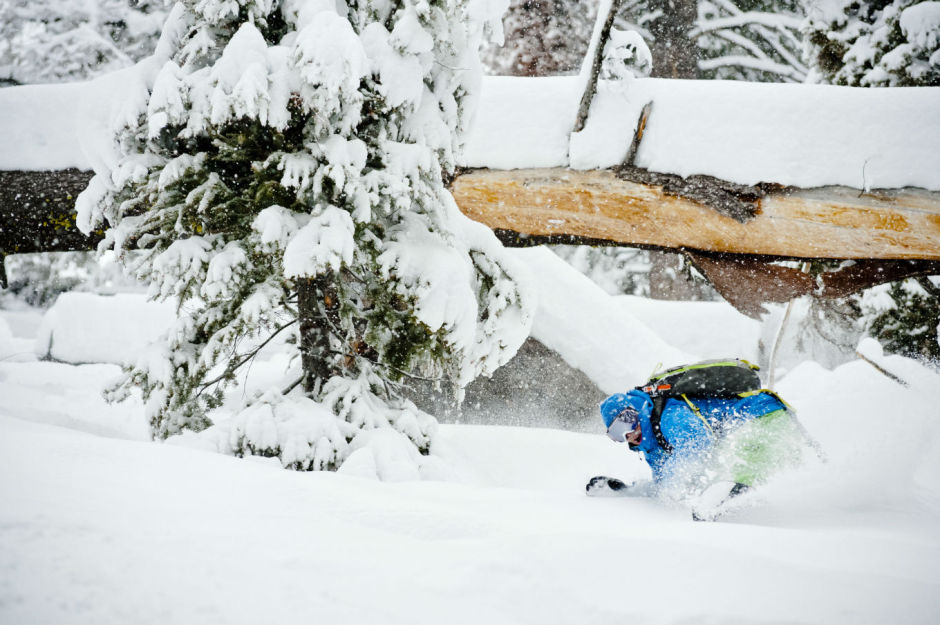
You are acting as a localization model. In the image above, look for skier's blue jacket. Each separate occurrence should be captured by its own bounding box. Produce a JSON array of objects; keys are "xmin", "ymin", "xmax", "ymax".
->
[{"xmin": 602, "ymin": 389, "xmax": 787, "ymax": 484}]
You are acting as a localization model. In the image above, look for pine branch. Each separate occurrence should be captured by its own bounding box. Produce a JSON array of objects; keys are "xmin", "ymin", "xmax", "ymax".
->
[
  {"xmin": 916, "ymin": 276, "xmax": 940, "ymax": 299},
  {"xmin": 692, "ymin": 12, "xmax": 803, "ymax": 34},
  {"xmin": 698, "ymin": 55, "xmax": 804, "ymax": 81}
]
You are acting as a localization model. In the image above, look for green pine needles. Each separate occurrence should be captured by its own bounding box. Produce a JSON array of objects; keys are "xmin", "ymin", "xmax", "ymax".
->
[
  {"xmin": 77, "ymin": 0, "xmax": 532, "ymax": 471},
  {"xmin": 803, "ymin": 0, "xmax": 940, "ymax": 87}
]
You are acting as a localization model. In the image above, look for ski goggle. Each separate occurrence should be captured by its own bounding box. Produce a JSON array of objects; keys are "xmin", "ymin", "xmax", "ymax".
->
[{"xmin": 606, "ymin": 406, "xmax": 639, "ymax": 442}]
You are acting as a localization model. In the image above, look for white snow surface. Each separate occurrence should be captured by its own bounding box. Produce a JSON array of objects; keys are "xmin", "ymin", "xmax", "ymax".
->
[
  {"xmin": 34, "ymin": 292, "xmax": 177, "ymax": 365},
  {"xmin": 513, "ymin": 247, "xmax": 693, "ymax": 392},
  {"xmin": 2, "ymin": 72, "xmax": 939, "ymax": 190},
  {"xmin": 3, "ymin": 247, "xmax": 940, "ymax": 624}
]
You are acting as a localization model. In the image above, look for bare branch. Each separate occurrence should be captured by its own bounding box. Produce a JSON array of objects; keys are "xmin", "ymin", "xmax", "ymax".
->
[
  {"xmin": 692, "ymin": 12, "xmax": 803, "ymax": 35},
  {"xmin": 856, "ymin": 350, "xmax": 909, "ymax": 387},
  {"xmin": 573, "ymin": 0, "xmax": 625, "ymax": 133},
  {"xmin": 707, "ymin": 28, "xmax": 775, "ymax": 64},
  {"xmin": 621, "ymin": 101, "xmax": 654, "ymax": 168},
  {"xmin": 751, "ymin": 24, "xmax": 807, "ymax": 74},
  {"xmin": 698, "ymin": 55, "xmax": 805, "ymax": 81},
  {"xmin": 916, "ymin": 276, "xmax": 940, "ymax": 298}
]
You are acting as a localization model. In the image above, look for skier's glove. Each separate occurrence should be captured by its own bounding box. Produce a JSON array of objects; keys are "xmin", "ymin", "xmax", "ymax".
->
[{"xmin": 585, "ymin": 475, "xmax": 634, "ymax": 497}]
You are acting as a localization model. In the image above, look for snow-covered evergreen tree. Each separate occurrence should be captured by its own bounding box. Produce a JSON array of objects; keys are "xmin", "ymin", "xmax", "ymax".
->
[
  {"xmin": 77, "ymin": 0, "xmax": 532, "ymax": 471},
  {"xmin": 551, "ymin": 246, "xmax": 651, "ymax": 296},
  {"xmin": 0, "ymin": 0, "xmax": 168, "ymax": 85},
  {"xmin": 803, "ymin": 0, "xmax": 940, "ymax": 86},
  {"xmin": 860, "ymin": 278, "xmax": 940, "ymax": 364},
  {"xmin": 2, "ymin": 251, "xmax": 132, "ymax": 306}
]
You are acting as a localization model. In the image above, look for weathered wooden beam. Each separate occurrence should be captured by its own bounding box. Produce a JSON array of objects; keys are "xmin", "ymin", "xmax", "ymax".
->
[{"xmin": 450, "ymin": 168, "xmax": 940, "ymax": 261}]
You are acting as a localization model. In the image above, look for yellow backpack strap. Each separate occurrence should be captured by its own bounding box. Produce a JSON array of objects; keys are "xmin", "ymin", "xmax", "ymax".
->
[
  {"xmin": 681, "ymin": 394, "xmax": 716, "ymax": 437},
  {"xmin": 736, "ymin": 388, "xmax": 793, "ymax": 411}
]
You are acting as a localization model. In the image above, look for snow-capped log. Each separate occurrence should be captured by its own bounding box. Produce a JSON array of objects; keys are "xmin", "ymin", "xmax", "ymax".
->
[
  {"xmin": 450, "ymin": 167, "xmax": 940, "ymax": 317},
  {"xmin": 1, "ymin": 73, "xmax": 939, "ymax": 306}
]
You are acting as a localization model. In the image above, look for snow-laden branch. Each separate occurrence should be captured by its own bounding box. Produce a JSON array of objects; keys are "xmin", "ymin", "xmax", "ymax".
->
[
  {"xmin": 704, "ymin": 29, "xmax": 807, "ymax": 80},
  {"xmin": 74, "ymin": 24, "xmax": 133, "ymax": 67},
  {"xmin": 691, "ymin": 13, "xmax": 804, "ymax": 36},
  {"xmin": 612, "ymin": 17, "xmax": 652, "ymax": 42},
  {"xmin": 708, "ymin": 0, "xmax": 745, "ymax": 17},
  {"xmin": 706, "ymin": 28, "xmax": 773, "ymax": 64},
  {"xmin": 698, "ymin": 55, "xmax": 806, "ymax": 81},
  {"xmin": 750, "ymin": 23, "xmax": 806, "ymax": 71}
]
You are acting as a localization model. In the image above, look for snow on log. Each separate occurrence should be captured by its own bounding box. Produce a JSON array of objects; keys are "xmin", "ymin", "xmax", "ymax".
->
[
  {"xmin": 462, "ymin": 77, "xmax": 940, "ymax": 191},
  {"xmin": 3, "ymin": 74, "xmax": 938, "ymax": 188}
]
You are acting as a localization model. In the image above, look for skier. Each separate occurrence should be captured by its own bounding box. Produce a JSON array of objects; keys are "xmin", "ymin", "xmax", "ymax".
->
[{"xmin": 589, "ymin": 386, "xmax": 807, "ymax": 519}]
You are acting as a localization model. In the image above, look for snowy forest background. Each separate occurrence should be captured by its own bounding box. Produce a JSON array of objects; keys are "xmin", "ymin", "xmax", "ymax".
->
[{"xmin": 1, "ymin": 1, "xmax": 939, "ymax": 623}]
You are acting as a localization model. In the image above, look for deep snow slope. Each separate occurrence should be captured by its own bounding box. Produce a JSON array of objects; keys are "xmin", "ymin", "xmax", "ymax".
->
[
  {"xmin": 1, "ymin": 400, "xmax": 938, "ymax": 624},
  {"xmin": 2, "ymin": 299, "xmax": 940, "ymax": 624}
]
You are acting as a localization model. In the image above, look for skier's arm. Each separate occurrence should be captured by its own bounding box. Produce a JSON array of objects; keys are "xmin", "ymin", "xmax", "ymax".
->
[{"xmin": 651, "ymin": 404, "xmax": 714, "ymax": 489}]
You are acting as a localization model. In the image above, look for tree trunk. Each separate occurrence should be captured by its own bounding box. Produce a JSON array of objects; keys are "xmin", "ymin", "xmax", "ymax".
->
[
  {"xmin": 451, "ymin": 169, "xmax": 940, "ymax": 261},
  {"xmin": 296, "ymin": 275, "xmax": 341, "ymax": 396},
  {"xmin": 646, "ymin": 0, "xmax": 700, "ymax": 80}
]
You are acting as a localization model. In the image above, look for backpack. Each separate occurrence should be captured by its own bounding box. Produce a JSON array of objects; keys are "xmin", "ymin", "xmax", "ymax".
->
[{"xmin": 636, "ymin": 359, "xmax": 762, "ymax": 453}]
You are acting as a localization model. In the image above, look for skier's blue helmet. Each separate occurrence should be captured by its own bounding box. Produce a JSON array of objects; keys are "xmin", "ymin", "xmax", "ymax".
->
[
  {"xmin": 600, "ymin": 393, "xmax": 631, "ymax": 428},
  {"xmin": 599, "ymin": 390, "xmax": 651, "ymax": 427}
]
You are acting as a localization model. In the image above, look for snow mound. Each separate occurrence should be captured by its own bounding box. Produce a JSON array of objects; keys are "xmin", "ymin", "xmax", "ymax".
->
[
  {"xmin": 35, "ymin": 292, "xmax": 176, "ymax": 364},
  {"xmin": 0, "ymin": 317, "xmax": 13, "ymax": 360},
  {"xmin": 757, "ymin": 350, "xmax": 940, "ymax": 523},
  {"xmin": 616, "ymin": 294, "xmax": 762, "ymax": 364},
  {"xmin": 511, "ymin": 246, "xmax": 693, "ymax": 393}
]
